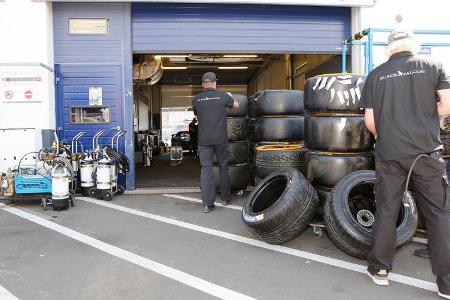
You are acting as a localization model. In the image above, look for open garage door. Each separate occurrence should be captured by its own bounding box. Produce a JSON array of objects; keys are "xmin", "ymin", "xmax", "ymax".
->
[{"xmin": 132, "ymin": 3, "xmax": 350, "ymax": 53}]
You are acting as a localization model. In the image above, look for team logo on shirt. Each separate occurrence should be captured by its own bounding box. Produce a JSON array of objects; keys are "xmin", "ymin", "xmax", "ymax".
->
[
  {"xmin": 197, "ymin": 96, "xmax": 221, "ymax": 101},
  {"xmin": 379, "ymin": 69, "xmax": 425, "ymax": 81}
]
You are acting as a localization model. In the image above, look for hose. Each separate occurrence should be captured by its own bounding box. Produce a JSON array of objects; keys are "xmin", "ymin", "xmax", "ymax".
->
[
  {"xmin": 17, "ymin": 152, "xmax": 39, "ymax": 175},
  {"xmin": 105, "ymin": 145, "xmax": 130, "ymax": 173},
  {"xmin": 402, "ymin": 153, "xmax": 430, "ymax": 211}
]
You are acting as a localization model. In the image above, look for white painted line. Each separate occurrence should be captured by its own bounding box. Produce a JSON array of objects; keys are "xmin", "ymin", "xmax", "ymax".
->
[
  {"xmin": 163, "ymin": 194, "xmax": 242, "ymax": 211},
  {"xmin": 0, "ymin": 284, "xmax": 19, "ymax": 300},
  {"xmin": 1, "ymin": 206, "xmax": 255, "ymax": 300},
  {"xmin": 78, "ymin": 197, "xmax": 438, "ymax": 293},
  {"xmin": 127, "ymin": 188, "xmax": 200, "ymax": 195}
]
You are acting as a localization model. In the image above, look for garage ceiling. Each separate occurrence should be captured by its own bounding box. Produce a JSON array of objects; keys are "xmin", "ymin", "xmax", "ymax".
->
[{"xmin": 133, "ymin": 54, "xmax": 280, "ymax": 85}]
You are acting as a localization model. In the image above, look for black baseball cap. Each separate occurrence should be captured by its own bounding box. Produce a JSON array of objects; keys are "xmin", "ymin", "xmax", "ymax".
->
[{"xmin": 202, "ymin": 72, "xmax": 218, "ymax": 83}]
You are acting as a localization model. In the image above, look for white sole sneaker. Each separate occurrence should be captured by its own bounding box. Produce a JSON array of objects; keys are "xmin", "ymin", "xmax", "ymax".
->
[
  {"xmin": 438, "ymin": 292, "xmax": 450, "ymax": 299},
  {"xmin": 367, "ymin": 271, "xmax": 389, "ymax": 286}
]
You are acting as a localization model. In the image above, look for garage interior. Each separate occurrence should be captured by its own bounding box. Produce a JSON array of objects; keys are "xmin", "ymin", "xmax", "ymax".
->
[{"xmin": 133, "ymin": 53, "xmax": 346, "ymax": 188}]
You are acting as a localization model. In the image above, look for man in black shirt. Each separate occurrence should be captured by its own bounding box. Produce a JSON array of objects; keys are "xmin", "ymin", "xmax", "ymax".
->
[
  {"xmin": 192, "ymin": 72, "xmax": 239, "ymax": 213},
  {"xmin": 360, "ymin": 30, "xmax": 450, "ymax": 298}
]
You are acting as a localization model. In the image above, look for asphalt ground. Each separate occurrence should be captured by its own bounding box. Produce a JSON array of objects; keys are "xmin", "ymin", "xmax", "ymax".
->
[
  {"xmin": 0, "ymin": 192, "xmax": 441, "ymax": 300},
  {"xmin": 135, "ymin": 154, "xmax": 200, "ymax": 188}
]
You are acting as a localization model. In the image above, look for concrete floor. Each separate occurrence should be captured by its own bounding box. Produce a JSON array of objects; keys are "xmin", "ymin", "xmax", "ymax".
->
[
  {"xmin": 135, "ymin": 153, "xmax": 200, "ymax": 188},
  {"xmin": 0, "ymin": 193, "xmax": 441, "ymax": 300}
]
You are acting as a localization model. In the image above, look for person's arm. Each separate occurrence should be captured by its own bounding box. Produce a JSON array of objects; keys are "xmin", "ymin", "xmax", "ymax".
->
[
  {"xmin": 437, "ymin": 89, "xmax": 450, "ymax": 117},
  {"xmin": 225, "ymin": 92, "xmax": 239, "ymax": 109},
  {"xmin": 435, "ymin": 63, "xmax": 450, "ymax": 117},
  {"xmin": 364, "ymin": 108, "xmax": 377, "ymax": 137},
  {"xmin": 359, "ymin": 73, "xmax": 377, "ymax": 137}
]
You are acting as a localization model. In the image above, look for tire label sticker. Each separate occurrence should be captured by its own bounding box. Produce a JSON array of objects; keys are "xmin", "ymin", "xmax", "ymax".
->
[{"xmin": 242, "ymin": 214, "xmax": 257, "ymax": 222}]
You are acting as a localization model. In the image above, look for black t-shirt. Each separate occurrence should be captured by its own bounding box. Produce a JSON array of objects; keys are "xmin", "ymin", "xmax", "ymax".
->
[
  {"xmin": 360, "ymin": 51, "xmax": 450, "ymax": 161},
  {"xmin": 192, "ymin": 88, "xmax": 234, "ymax": 146}
]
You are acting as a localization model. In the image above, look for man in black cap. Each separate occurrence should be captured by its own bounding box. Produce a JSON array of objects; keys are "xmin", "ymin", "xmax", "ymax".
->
[
  {"xmin": 192, "ymin": 72, "xmax": 239, "ymax": 213},
  {"xmin": 360, "ymin": 29, "xmax": 450, "ymax": 299}
]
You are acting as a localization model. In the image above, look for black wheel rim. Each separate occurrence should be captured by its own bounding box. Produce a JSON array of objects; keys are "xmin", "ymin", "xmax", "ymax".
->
[{"xmin": 345, "ymin": 180, "xmax": 406, "ymax": 233}]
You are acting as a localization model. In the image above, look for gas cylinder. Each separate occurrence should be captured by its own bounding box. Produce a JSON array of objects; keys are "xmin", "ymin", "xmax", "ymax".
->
[
  {"xmin": 110, "ymin": 163, "xmax": 117, "ymax": 189},
  {"xmin": 4, "ymin": 168, "xmax": 14, "ymax": 196},
  {"xmin": 80, "ymin": 153, "xmax": 95, "ymax": 196},
  {"xmin": 51, "ymin": 163, "xmax": 70, "ymax": 210},
  {"xmin": 71, "ymin": 153, "xmax": 80, "ymax": 173},
  {"xmin": 96, "ymin": 156, "xmax": 112, "ymax": 191}
]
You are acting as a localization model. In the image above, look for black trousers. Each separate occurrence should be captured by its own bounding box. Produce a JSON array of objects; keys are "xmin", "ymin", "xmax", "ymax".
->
[
  {"xmin": 190, "ymin": 137, "xmax": 198, "ymax": 157},
  {"xmin": 198, "ymin": 144, "xmax": 231, "ymax": 207},
  {"xmin": 367, "ymin": 153, "xmax": 450, "ymax": 294}
]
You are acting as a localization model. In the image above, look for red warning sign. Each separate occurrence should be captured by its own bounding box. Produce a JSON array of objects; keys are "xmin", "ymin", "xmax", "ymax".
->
[
  {"xmin": 4, "ymin": 90, "xmax": 13, "ymax": 99},
  {"xmin": 24, "ymin": 90, "xmax": 33, "ymax": 99}
]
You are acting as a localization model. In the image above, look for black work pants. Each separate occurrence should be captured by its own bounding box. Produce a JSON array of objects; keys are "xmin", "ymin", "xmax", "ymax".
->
[
  {"xmin": 367, "ymin": 153, "xmax": 450, "ymax": 294},
  {"xmin": 198, "ymin": 144, "xmax": 231, "ymax": 207},
  {"xmin": 190, "ymin": 137, "xmax": 198, "ymax": 157}
]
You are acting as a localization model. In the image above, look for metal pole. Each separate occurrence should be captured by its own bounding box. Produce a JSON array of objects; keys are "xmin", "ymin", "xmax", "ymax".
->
[
  {"xmin": 364, "ymin": 41, "xmax": 369, "ymax": 75},
  {"xmin": 367, "ymin": 28, "xmax": 374, "ymax": 72},
  {"xmin": 342, "ymin": 42, "xmax": 347, "ymax": 73}
]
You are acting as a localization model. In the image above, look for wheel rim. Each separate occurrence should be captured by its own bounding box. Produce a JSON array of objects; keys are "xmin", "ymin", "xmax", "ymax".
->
[{"xmin": 346, "ymin": 181, "xmax": 406, "ymax": 233}]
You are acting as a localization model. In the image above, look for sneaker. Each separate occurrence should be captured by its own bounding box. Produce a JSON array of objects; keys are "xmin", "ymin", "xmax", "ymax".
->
[
  {"xmin": 414, "ymin": 248, "xmax": 430, "ymax": 259},
  {"xmin": 202, "ymin": 205, "xmax": 215, "ymax": 213},
  {"xmin": 367, "ymin": 269, "xmax": 389, "ymax": 286},
  {"xmin": 438, "ymin": 292, "xmax": 450, "ymax": 299}
]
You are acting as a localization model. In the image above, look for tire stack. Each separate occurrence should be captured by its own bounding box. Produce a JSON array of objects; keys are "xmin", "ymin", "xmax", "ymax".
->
[
  {"xmin": 303, "ymin": 74, "xmax": 375, "ymax": 212},
  {"xmin": 250, "ymin": 90, "xmax": 307, "ymax": 182},
  {"xmin": 213, "ymin": 94, "xmax": 250, "ymax": 192}
]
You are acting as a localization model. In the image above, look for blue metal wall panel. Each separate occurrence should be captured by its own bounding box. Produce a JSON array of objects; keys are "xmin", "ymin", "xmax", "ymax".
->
[
  {"xmin": 132, "ymin": 3, "xmax": 350, "ymax": 53},
  {"xmin": 53, "ymin": 3, "xmax": 125, "ymax": 63},
  {"xmin": 53, "ymin": 3, "xmax": 135, "ymax": 189},
  {"xmin": 57, "ymin": 65, "xmax": 123, "ymax": 148}
]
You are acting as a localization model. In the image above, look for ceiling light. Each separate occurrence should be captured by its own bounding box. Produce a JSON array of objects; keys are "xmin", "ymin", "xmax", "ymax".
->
[
  {"xmin": 155, "ymin": 55, "xmax": 190, "ymax": 58},
  {"xmin": 218, "ymin": 66, "xmax": 249, "ymax": 70},
  {"xmin": 162, "ymin": 66, "xmax": 188, "ymax": 70},
  {"xmin": 222, "ymin": 55, "xmax": 258, "ymax": 58}
]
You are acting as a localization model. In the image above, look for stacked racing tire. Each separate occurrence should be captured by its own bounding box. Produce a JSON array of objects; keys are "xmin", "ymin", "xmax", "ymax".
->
[
  {"xmin": 304, "ymin": 74, "xmax": 374, "ymax": 213},
  {"xmin": 324, "ymin": 170, "xmax": 418, "ymax": 259},
  {"xmin": 304, "ymin": 74, "xmax": 417, "ymax": 259},
  {"xmin": 248, "ymin": 90, "xmax": 306, "ymax": 182},
  {"xmin": 242, "ymin": 168, "xmax": 319, "ymax": 244},
  {"xmin": 213, "ymin": 94, "xmax": 250, "ymax": 192}
]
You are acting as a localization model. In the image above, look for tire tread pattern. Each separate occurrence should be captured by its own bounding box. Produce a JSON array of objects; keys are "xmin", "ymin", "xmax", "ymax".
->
[{"xmin": 242, "ymin": 169, "xmax": 319, "ymax": 244}]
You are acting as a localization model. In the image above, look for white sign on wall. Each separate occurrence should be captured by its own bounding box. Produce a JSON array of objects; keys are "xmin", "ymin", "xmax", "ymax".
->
[
  {"xmin": 89, "ymin": 86, "xmax": 103, "ymax": 106},
  {"xmin": 0, "ymin": 64, "xmax": 53, "ymax": 130},
  {"xmin": 0, "ymin": 75, "xmax": 44, "ymax": 103}
]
